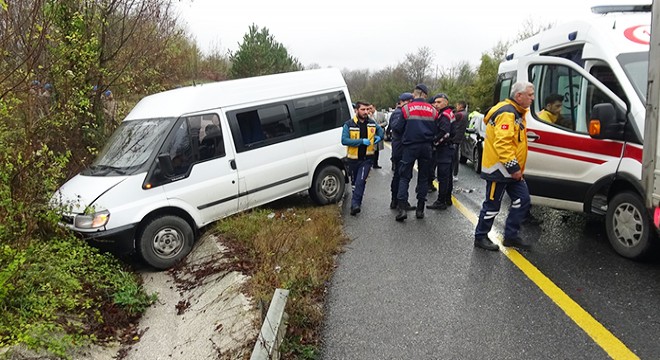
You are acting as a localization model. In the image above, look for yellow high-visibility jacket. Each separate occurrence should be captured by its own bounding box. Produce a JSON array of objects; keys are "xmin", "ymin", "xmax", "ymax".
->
[
  {"xmin": 480, "ymin": 99, "xmax": 528, "ymax": 182},
  {"xmin": 341, "ymin": 116, "xmax": 382, "ymax": 160}
]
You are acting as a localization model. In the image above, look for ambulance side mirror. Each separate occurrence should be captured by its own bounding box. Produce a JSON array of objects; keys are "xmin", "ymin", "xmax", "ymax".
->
[{"xmin": 588, "ymin": 103, "xmax": 625, "ymax": 140}]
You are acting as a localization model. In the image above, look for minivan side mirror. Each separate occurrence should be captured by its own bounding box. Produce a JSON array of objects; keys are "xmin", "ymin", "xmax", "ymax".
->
[
  {"xmin": 157, "ymin": 153, "xmax": 174, "ymax": 177},
  {"xmin": 589, "ymin": 103, "xmax": 625, "ymax": 140}
]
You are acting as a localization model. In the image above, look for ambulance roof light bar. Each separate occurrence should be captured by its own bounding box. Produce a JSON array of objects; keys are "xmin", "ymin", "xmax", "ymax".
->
[{"xmin": 591, "ymin": 4, "xmax": 651, "ymax": 14}]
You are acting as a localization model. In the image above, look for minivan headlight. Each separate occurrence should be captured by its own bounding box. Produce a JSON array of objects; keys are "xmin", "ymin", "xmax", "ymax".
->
[{"xmin": 75, "ymin": 210, "xmax": 110, "ymax": 229}]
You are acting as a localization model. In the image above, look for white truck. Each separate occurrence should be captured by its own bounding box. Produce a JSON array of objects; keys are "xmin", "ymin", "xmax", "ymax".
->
[
  {"xmin": 642, "ymin": 0, "xmax": 660, "ymax": 245},
  {"xmin": 497, "ymin": 3, "xmax": 656, "ymax": 258}
]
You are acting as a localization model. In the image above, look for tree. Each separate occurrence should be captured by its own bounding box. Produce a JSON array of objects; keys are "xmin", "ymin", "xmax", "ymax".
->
[
  {"xmin": 461, "ymin": 39, "xmax": 513, "ymax": 112},
  {"xmin": 229, "ymin": 24, "xmax": 302, "ymax": 79},
  {"xmin": 403, "ymin": 47, "xmax": 434, "ymax": 85}
]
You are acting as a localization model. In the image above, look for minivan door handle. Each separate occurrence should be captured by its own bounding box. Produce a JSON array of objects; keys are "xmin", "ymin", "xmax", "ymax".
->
[
  {"xmin": 527, "ymin": 132, "xmax": 540, "ymax": 141},
  {"xmin": 229, "ymin": 159, "xmax": 237, "ymax": 170}
]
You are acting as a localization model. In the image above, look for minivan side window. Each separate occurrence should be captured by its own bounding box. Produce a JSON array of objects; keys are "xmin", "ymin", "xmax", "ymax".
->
[
  {"xmin": 293, "ymin": 91, "xmax": 350, "ymax": 135},
  {"xmin": 236, "ymin": 105, "xmax": 294, "ymax": 146},
  {"xmin": 228, "ymin": 91, "xmax": 349, "ymax": 153},
  {"xmin": 149, "ymin": 113, "xmax": 226, "ymax": 186}
]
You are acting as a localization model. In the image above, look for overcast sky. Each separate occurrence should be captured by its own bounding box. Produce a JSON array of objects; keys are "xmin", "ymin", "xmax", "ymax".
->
[{"xmin": 173, "ymin": 0, "xmax": 642, "ymax": 72}]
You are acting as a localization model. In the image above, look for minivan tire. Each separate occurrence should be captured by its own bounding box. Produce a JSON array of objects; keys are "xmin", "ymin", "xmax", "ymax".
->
[
  {"xmin": 309, "ymin": 165, "xmax": 345, "ymax": 205},
  {"xmin": 605, "ymin": 191, "xmax": 654, "ymax": 259},
  {"xmin": 138, "ymin": 215, "xmax": 194, "ymax": 270}
]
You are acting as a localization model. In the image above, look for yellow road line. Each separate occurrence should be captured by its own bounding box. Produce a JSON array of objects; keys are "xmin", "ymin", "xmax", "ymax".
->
[{"xmin": 452, "ymin": 188, "xmax": 639, "ymax": 360}]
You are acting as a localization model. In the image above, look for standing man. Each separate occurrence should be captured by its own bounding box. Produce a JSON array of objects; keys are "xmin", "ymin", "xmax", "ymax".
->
[
  {"xmin": 392, "ymin": 84, "xmax": 439, "ymax": 221},
  {"xmin": 474, "ymin": 82, "xmax": 535, "ymax": 251},
  {"xmin": 341, "ymin": 101, "xmax": 384, "ymax": 216},
  {"xmin": 369, "ymin": 104, "xmax": 387, "ymax": 169},
  {"xmin": 389, "ymin": 92, "xmax": 416, "ymax": 210},
  {"xmin": 446, "ymin": 100, "xmax": 469, "ymax": 204},
  {"xmin": 427, "ymin": 93, "xmax": 454, "ymax": 210}
]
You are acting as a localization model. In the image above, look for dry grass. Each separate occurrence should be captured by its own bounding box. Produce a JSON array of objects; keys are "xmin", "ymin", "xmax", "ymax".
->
[{"xmin": 214, "ymin": 194, "xmax": 348, "ymax": 359}]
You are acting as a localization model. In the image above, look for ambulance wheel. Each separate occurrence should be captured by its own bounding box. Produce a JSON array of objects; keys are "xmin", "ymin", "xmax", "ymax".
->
[
  {"xmin": 309, "ymin": 165, "xmax": 345, "ymax": 205},
  {"xmin": 473, "ymin": 143, "xmax": 482, "ymax": 174},
  {"xmin": 138, "ymin": 215, "xmax": 194, "ymax": 270},
  {"xmin": 605, "ymin": 191, "xmax": 654, "ymax": 259}
]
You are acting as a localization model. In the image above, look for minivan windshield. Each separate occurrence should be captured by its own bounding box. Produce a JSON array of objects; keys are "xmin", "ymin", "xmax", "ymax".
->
[
  {"xmin": 84, "ymin": 118, "xmax": 176, "ymax": 176},
  {"xmin": 619, "ymin": 51, "xmax": 648, "ymax": 104}
]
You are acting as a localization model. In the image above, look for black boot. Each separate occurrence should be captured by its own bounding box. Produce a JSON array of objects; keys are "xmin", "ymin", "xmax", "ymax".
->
[
  {"xmin": 427, "ymin": 200, "xmax": 447, "ymax": 210},
  {"xmin": 415, "ymin": 201, "xmax": 425, "ymax": 219},
  {"xmin": 389, "ymin": 199, "xmax": 397, "ymax": 209},
  {"xmin": 474, "ymin": 237, "xmax": 499, "ymax": 251},
  {"xmin": 395, "ymin": 201, "xmax": 408, "ymax": 222}
]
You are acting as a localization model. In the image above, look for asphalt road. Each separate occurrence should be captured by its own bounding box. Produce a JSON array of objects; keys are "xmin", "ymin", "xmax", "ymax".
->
[{"xmin": 320, "ymin": 145, "xmax": 660, "ymax": 359}]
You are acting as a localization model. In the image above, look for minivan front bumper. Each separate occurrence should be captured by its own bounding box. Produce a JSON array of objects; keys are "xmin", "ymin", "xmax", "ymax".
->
[{"xmin": 76, "ymin": 224, "xmax": 138, "ymax": 255}]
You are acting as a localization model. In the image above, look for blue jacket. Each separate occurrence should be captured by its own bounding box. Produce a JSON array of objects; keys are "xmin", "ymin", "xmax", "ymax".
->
[
  {"xmin": 389, "ymin": 107, "xmax": 405, "ymax": 159},
  {"xmin": 392, "ymin": 98, "xmax": 439, "ymax": 145}
]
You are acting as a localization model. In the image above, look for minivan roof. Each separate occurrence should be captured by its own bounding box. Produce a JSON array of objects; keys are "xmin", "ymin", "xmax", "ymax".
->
[{"xmin": 125, "ymin": 68, "xmax": 348, "ymax": 120}]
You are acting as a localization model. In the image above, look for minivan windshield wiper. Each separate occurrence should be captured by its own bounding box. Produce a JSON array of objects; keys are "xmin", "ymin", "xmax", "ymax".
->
[{"xmin": 88, "ymin": 164, "xmax": 127, "ymax": 175}]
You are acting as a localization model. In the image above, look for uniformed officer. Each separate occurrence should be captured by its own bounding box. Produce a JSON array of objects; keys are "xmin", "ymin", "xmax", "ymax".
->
[
  {"xmin": 389, "ymin": 92, "xmax": 416, "ymax": 210},
  {"xmin": 391, "ymin": 84, "xmax": 439, "ymax": 221},
  {"xmin": 427, "ymin": 93, "xmax": 454, "ymax": 211},
  {"xmin": 341, "ymin": 101, "xmax": 384, "ymax": 216}
]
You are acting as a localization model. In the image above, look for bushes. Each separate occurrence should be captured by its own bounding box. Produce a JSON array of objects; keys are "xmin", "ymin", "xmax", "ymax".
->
[{"xmin": 0, "ymin": 235, "xmax": 156, "ymax": 358}]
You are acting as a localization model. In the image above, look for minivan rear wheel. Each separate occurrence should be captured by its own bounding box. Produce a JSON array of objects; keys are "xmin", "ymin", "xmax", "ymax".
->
[
  {"xmin": 138, "ymin": 215, "xmax": 194, "ymax": 270},
  {"xmin": 309, "ymin": 165, "xmax": 345, "ymax": 205},
  {"xmin": 605, "ymin": 191, "xmax": 654, "ymax": 259}
]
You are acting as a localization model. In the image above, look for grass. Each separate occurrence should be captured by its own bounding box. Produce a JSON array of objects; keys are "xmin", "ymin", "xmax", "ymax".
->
[{"xmin": 214, "ymin": 194, "xmax": 349, "ymax": 359}]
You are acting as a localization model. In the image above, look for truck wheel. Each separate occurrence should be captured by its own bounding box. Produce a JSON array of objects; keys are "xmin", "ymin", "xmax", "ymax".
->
[
  {"xmin": 138, "ymin": 215, "xmax": 194, "ymax": 270},
  {"xmin": 605, "ymin": 191, "xmax": 654, "ymax": 259},
  {"xmin": 473, "ymin": 144, "xmax": 482, "ymax": 174},
  {"xmin": 309, "ymin": 165, "xmax": 345, "ymax": 205}
]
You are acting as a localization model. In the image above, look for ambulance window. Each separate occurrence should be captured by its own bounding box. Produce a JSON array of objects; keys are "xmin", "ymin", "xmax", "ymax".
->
[
  {"xmin": 530, "ymin": 64, "xmax": 580, "ymax": 132},
  {"xmin": 590, "ymin": 65, "xmax": 628, "ymax": 104}
]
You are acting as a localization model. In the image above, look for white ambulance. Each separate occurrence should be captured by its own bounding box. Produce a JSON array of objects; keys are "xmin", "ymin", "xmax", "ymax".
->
[
  {"xmin": 496, "ymin": 4, "xmax": 653, "ymax": 258},
  {"xmin": 52, "ymin": 69, "xmax": 352, "ymax": 269}
]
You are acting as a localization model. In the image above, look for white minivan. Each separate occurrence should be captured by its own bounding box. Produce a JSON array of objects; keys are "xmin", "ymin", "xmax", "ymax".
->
[
  {"xmin": 52, "ymin": 69, "xmax": 352, "ymax": 269},
  {"xmin": 496, "ymin": 4, "xmax": 653, "ymax": 258}
]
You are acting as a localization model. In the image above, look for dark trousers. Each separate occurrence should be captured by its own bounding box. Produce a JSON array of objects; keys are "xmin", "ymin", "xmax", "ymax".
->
[
  {"xmin": 433, "ymin": 145, "xmax": 453, "ymax": 203},
  {"xmin": 390, "ymin": 156, "xmax": 402, "ymax": 201},
  {"xmin": 347, "ymin": 158, "xmax": 372, "ymax": 209},
  {"xmin": 452, "ymin": 144, "xmax": 460, "ymax": 176},
  {"xmin": 475, "ymin": 179, "xmax": 531, "ymax": 240},
  {"xmin": 397, "ymin": 142, "xmax": 432, "ymax": 204}
]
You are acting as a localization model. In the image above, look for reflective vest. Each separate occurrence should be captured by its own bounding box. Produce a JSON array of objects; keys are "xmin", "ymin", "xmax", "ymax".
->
[
  {"xmin": 480, "ymin": 99, "xmax": 528, "ymax": 181},
  {"xmin": 345, "ymin": 116, "xmax": 377, "ymax": 160}
]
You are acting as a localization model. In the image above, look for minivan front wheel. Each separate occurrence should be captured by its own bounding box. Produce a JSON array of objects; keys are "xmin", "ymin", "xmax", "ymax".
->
[
  {"xmin": 605, "ymin": 191, "xmax": 654, "ymax": 259},
  {"xmin": 309, "ymin": 165, "xmax": 345, "ymax": 205},
  {"xmin": 138, "ymin": 215, "xmax": 194, "ymax": 270}
]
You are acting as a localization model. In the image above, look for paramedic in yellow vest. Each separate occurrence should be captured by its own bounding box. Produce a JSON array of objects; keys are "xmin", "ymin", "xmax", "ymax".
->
[
  {"xmin": 474, "ymin": 82, "xmax": 535, "ymax": 251},
  {"xmin": 341, "ymin": 101, "xmax": 384, "ymax": 216}
]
